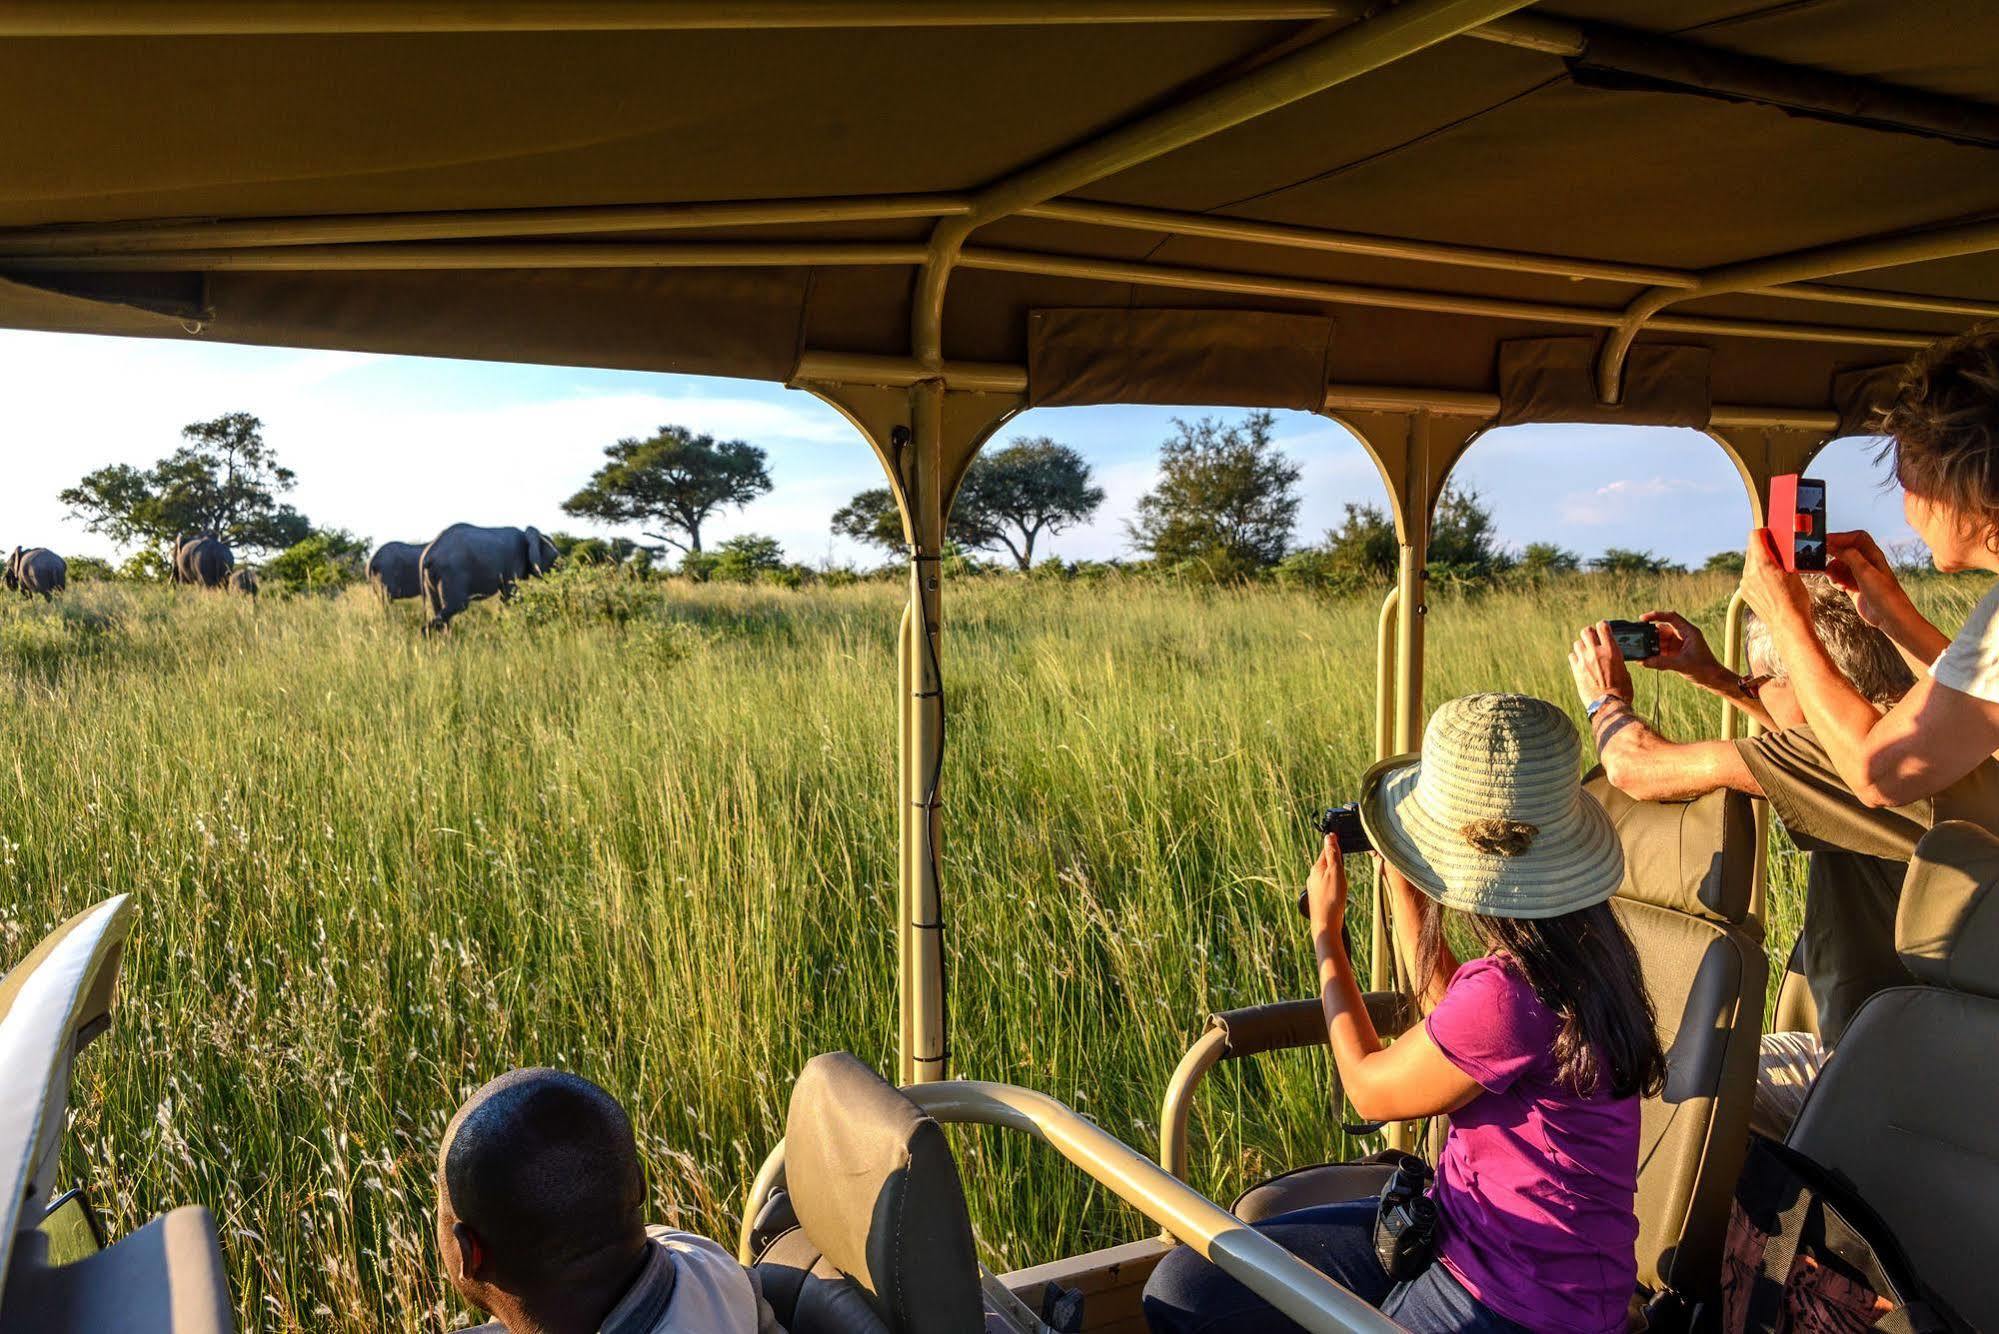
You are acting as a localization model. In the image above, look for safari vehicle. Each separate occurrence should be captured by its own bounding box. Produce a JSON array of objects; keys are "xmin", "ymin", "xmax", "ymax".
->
[{"xmin": 3, "ymin": 3, "xmax": 1999, "ymax": 1331}]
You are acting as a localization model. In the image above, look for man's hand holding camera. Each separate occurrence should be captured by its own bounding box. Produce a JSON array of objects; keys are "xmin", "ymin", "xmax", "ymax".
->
[{"xmin": 1567, "ymin": 621, "xmax": 1635, "ymax": 712}]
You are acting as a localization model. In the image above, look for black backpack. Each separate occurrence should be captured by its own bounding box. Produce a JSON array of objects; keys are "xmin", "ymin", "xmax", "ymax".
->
[{"xmin": 1721, "ymin": 1135, "xmax": 1963, "ymax": 1334}]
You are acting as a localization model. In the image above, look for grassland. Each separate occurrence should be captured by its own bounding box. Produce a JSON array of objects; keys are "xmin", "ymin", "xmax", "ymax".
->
[{"xmin": 0, "ymin": 569, "xmax": 1982, "ymax": 1331}]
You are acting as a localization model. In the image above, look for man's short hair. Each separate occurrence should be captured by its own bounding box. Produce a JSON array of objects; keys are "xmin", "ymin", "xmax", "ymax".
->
[
  {"xmin": 444, "ymin": 1069, "xmax": 646, "ymax": 1283},
  {"xmin": 1744, "ymin": 574, "xmax": 1915, "ymax": 708},
  {"xmin": 1876, "ymin": 326, "xmax": 1999, "ymax": 550}
]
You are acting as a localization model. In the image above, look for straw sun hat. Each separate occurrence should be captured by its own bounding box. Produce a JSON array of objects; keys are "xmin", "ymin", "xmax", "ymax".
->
[{"xmin": 1358, "ymin": 693, "xmax": 1623, "ymax": 919}]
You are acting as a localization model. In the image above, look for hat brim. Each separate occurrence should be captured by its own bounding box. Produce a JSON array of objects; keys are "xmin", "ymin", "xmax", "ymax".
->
[{"xmin": 1358, "ymin": 752, "xmax": 1625, "ymax": 920}]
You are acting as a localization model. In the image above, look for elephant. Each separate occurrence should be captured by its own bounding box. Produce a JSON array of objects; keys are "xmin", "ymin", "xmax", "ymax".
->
[
  {"xmin": 5, "ymin": 547, "xmax": 66, "ymax": 598},
  {"xmin": 172, "ymin": 532, "xmax": 234, "ymax": 588},
  {"xmin": 418, "ymin": 524, "xmax": 559, "ymax": 632},
  {"xmin": 366, "ymin": 540, "xmax": 425, "ymax": 602},
  {"xmin": 228, "ymin": 567, "xmax": 260, "ymax": 598}
]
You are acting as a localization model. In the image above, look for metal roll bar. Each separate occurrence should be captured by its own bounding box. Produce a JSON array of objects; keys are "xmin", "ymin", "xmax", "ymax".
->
[
  {"xmin": 909, "ymin": 0, "xmax": 1540, "ymax": 364},
  {"xmin": 1155, "ymin": 995, "xmax": 1415, "ymax": 1184},
  {"xmin": 793, "ymin": 354, "xmax": 1846, "ymax": 431},
  {"xmin": 1600, "ymin": 217, "xmax": 1999, "ymax": 402},
  {"xmin": 739, "ymin": 1078, "xmax": 1405, "ymax": 1334}
]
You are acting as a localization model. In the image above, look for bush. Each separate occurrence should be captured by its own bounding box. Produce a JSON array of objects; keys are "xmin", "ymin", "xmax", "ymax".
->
[
  {"xmin": 509, "ymin": 564, "xmax": 659, "ymax": 628},
  {"xmin": 119, "ymin": 549, "xmax": 170, "ymax": 582},
  {"xmin": 712, "ymin": 535, "xmax": 785, "ymax": 582},
  {"xmin": 679, "ymin": 550, "xmax": 719, "ymax": 582},
  {"xmin": 64, "ymin": 556, "xmax": 116, "ymax": 582},
  {"xmin": 264, "ymin": 529, "xmax": 370, "ymax": 593}
]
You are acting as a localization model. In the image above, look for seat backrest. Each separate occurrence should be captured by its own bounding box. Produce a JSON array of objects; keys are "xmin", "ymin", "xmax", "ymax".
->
[
  {"xmin": 0, "ymin": 1206, "xmax": 233, "ymax": 1334},
  {"xmin": 757, "ymin": 1052, "xmax": 981, "ymax": 1334},
  {"xmin": 1787, "ymin": 821, "xmax": 1999, "ymax": 1326},
  {"xmin": 1586, "ymin": 777, "xmax": 1766, "ymax": 1305}
]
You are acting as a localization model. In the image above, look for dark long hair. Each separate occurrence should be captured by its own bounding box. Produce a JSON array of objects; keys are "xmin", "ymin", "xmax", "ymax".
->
[{"xmin": 1416, "ymin": 897, "xmax": 1668, "ymax": 1100}]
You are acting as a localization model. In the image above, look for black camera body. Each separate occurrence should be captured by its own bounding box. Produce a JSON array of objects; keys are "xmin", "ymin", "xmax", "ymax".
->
[
  {"xmin": 1312, "ymin": 803, "xmax": 1371, "ymax": 853},
  {"xmin": 1298, "ymin": 804, "xmax": 1373, "ymax": 920},
  {"xmin": 1606, "ymin": 619, "xmax": 1660, "ymax": 661},
  {"xmin": 1373, "ymin": 1153, "xmax": 1439, "ymax": 1282}
]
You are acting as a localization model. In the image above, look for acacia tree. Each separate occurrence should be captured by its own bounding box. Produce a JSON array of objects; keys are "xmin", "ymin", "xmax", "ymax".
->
[
  {"xmin": 1127, "ymin": 411, "xmax": 1299, "ymax": 577},
  {"xmin": 832, "ymin": 438, "xmax": 1105, "ymax": 571},
  {"xmin": 831, "ymin": 488, "xmax": 907, "ymax": 555},
  {"xmin": 953, "ymin": 438, "xmax": 1104, "ymax": 570},
  {"xmin": 563, "ymin": 425, "xmax": 772, "ymax": 553},
  {"xmin": 60, "ymin": 411, "xmax": 311, "ymax": 554}
]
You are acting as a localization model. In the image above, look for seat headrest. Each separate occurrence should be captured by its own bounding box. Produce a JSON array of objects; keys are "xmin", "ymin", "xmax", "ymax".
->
[
  {"xmin": 1584, "ymin": 774, "xmax": 1755, "ymax": 925},
  {"xmin": 782, "ymin": 1053, "xmax": 982, "ymax": 1334},
  {"xmin": 1899, "ymin": 821, "xmax": 1999, "ymax": 998}
]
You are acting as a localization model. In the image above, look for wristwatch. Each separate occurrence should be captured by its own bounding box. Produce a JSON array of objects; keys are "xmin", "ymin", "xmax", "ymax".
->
[{"xmin": 1585, "ymin": 693, "xmax": 1624, "ymax": 719}]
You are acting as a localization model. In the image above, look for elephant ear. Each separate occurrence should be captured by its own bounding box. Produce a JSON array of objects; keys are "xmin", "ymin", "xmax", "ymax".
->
[{"xmin": 524, "ymin": 526, "xmax": 547, "ymax": 575}]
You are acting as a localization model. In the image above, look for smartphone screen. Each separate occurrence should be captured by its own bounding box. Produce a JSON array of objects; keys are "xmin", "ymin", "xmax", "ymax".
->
[{"xmin": 1794, "ymin": 478, "xmax": 1827, "ymax": 571}]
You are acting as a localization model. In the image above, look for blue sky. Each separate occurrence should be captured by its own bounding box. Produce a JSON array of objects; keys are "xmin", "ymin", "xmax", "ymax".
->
[{"xmin": 0, "ymin": 329, "xmax": 1918, "ymax": 568}]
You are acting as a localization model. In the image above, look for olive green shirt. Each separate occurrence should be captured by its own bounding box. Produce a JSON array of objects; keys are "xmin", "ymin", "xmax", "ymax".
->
[{"xmin": 1736, "ymin": 726, "xmax": 1999, "ymax": 1044}]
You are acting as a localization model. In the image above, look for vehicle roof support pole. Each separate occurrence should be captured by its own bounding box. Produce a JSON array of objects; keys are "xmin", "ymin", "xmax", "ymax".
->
[
  {"xmin": 1705, "ymin": 424, "xmax": 1832, "ymax": 923},
  {"xmin": 1320, "ymin": 407, "xmax": 1482, "ymax": 1151},
  {"xmin": 791, "ymin": 375, "xmax": 1019, "ymax": 1082}
]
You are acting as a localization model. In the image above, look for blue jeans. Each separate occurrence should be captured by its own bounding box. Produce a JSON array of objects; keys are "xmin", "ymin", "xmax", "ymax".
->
[{"xmin": 1142, "ymin": 1200, "xmax": 1529, "ymax": 1334}]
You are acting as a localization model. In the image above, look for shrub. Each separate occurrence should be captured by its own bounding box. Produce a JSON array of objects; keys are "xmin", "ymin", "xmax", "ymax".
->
[
  {"xmin": 679, "ymin": 550, "xmax": 719, "ymax": 582},
  {"xmin": 264, "ymin": 529, "xmax": 370, "ymax": 593},
  {"xmin": 712, "ymin": 534, "xmax": 786, "ymax": 582},
  {"xmin": 120, "ymin": 549, "xmax": 170, "ymax": 582},
  {"xmin": 64, "ymin": 556, "xmax": 116, "ymax": 582},
  {"xmin": 508, "ymin": 563, "xmax": 659, "ymax": 628}
]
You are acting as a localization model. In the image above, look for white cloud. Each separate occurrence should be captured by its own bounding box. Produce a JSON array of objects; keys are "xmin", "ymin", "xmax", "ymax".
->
[{"xmin": 1559, "ymin": 475, "xmax": 1722, "ymax": 525}]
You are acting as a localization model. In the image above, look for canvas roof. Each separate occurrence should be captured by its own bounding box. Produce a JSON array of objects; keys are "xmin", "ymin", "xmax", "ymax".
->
[{"xmin": 2, "ymin": 2, "xmax": 1997, "ymax": 418}]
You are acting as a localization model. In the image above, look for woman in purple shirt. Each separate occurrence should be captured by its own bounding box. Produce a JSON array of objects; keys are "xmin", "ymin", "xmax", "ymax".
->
[{"xmin": 1145, "ymin": 693, "xmax": 1667, "ymax": 1334}]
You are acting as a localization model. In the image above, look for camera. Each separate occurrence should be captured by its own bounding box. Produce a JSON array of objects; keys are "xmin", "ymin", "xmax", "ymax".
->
[
  {"xmin": 1298, "ymin": 805, "xmax": 1372, "ymax": 921},
  {"xmin": 1373, "ymin": 1152, "xmax": 1439, "ymax": 1282},
  {"xmin": 1606, "ymin": 619, "xmax": 1660, "ymax": 661},
  {"xmin": 1311, "ymin": 803, "xmax": 1371, "ymax": 853},
  {"xmin": 1770, "ymin": 473, "xmax": 1828, "ymax": 572}
]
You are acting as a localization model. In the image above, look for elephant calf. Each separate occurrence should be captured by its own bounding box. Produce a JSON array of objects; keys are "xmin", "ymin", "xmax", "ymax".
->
[
  {"xmin": 367, "ymin": 540, "xmax": 425, "ymax": 602},
  {"xmin": 6, "ymin": 547, "xmax": 66, "ymax": 598},
  {"xmin": 172, "ymin": 533, "xmax": 235, "ymax": 588},
  {"xmin": 419, "ymin": 524, "xmax": 559, "ymax": 632},
  {"xmin": 229, "ymin": 568, "xmax": 260, "ymax": 598}
]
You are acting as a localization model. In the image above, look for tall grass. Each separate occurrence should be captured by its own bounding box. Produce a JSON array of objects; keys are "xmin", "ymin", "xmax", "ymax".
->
[{"xmin": 0, "ymin": 570, "xmax": 1981, "ymax": 1331}]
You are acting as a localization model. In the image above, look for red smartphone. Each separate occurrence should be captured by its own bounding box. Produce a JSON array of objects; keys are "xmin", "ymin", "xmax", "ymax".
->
[{"xmin": 1769, "ymin": 474, "xmax": 1827, "ymax": 572}]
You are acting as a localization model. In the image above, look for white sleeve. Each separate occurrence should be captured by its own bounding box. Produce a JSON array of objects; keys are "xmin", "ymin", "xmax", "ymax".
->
[{"xmin": 1930, "ymin": 579, "xmax": 1999, "ymax": 702}]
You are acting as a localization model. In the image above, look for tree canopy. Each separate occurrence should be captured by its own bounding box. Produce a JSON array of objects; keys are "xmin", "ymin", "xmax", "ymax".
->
[
  {"xmin": 1593, "ymin": 547, "xmax": 1684, "ymax": 575},
  {"xmin": 952, "ymin": 438, "xmax": 1104, "ymax": 570},
  {"xmin": 832, "ymin": 437, "xmax": 1104, "ymax": 571},
  {"xmin": 831, "ymin": 487, "xmax": 907, "ymax": 556},
  {"xmin": 1519, "ymin": 542, "xmax": 1582, "ymax": 577},
  {"xmin": 562, "ymin": 425, "xmax": 772, "ymax": 553},
  {"xmin": 60, "ymin": 411, "xmax": 311, "ymax": 554},
  {"xmin": 1127, "ymin": 411, "xmax": 1300, "ymax": 578}
]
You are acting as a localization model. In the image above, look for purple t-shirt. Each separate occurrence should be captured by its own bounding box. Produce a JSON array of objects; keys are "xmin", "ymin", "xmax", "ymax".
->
[{"xmin": 1424, "ymin": 955, "xmax": 1641, "ymax": 1334}]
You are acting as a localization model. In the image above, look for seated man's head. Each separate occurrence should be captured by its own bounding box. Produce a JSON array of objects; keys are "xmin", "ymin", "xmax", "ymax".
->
[
  {"xmin": 1878, "ymin": 327, "xmax": 1999, "ymax": 572},
  {"xmin": 1745, "ymin": 574, "xmax": 1914, "ymax": 725},
  {"xmin": 436, "ymin": 1068, "xmax": 649, "ymax": 1330}
]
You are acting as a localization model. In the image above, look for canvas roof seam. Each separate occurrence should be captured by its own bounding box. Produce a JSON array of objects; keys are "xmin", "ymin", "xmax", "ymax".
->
[
  {"xmin": 9, "ymin": 193, "xmax": 1997, "ymax": 324},
  {"xmin": 0, "ymin": 2, "xmax": 1374, "ymax": 36},
  {"xmin": 0, "ymin": 238, "xmax": 1952, "ymax": 355}
]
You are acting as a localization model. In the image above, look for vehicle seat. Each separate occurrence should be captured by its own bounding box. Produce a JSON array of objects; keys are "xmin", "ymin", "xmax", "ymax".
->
[
  {"xmin": 0, "ymin": 1206, "xmax": 233, "ymax": 1333},
  {"xmin": 1783, "ymin": 821, "xmax": 1999, "ymax": 1326},
  {"xmin": 1588, "ymin": 778, "xmax": 1767, "ymax": 1311},
  {"xmin": 752, "ymin": 1052, "xmax": 983, "ymax": 1334},
  {"xmin": 1233, "ymin": 782, "xmax": 1765, "ymax": 1312}
]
